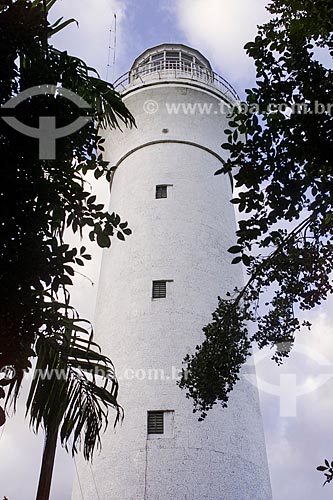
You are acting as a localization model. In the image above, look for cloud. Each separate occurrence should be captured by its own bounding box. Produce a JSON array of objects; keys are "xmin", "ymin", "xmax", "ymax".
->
[{"xmin": 172, "ymin": 0, "xmax": 270, "ymax": 90}]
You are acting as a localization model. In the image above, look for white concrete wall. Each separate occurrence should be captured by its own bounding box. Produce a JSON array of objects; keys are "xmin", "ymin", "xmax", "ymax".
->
[{"xmin": 72, "ymin": 80, "xmax": 272, "ymax": 500}]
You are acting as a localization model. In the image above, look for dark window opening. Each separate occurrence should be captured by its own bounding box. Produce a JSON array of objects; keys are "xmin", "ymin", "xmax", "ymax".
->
[
  {"xmin": 152, "ymin": 280, "xmax": 167, "ymax": 299},
  {"xmin": 148, "ymin": 411, "xmax": 164, "ymax": 434},
  {"xmin": 156, "ymin": 185, "xmax": 168, "ymax": 199}
]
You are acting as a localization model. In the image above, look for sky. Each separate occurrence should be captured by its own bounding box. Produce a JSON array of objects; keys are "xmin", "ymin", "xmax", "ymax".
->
[{"xmin": 1, "ymin": 0, "xmax": 333, "ymax": 499}]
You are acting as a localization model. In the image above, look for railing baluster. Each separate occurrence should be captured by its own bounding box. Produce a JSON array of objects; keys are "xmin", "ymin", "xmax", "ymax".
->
[{"xmin": 113, "ymin": 57, "xmax": 239, "ymax": 103}]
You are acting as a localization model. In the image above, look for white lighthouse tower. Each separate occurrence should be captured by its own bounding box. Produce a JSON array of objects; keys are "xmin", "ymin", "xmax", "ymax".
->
[{"xmin": 72, "ymin": 44, "xmax": 272, "ymax": 500}]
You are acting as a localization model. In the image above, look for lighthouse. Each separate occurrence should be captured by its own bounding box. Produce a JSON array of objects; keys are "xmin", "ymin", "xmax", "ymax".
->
[{"xmin": 72, "ymin": 44, "xmax": 272, "ymax": 500}]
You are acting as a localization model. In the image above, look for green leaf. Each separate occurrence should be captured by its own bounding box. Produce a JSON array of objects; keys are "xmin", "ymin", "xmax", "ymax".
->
[
  {"xmin": 97, "ymin": 233, "xmax": 111, "ymax": 248},
  {"xmin": 48, "ymin": 18, "xmax": 78, "ymax": 38},
  {"xmin": 64, "ymin": 265, "xmax": 75, "ymax": 276},
  {"xmin": 228, "ymin": 245, "xmax": 242, "ymax": 254},
  {"xmin": 242, "ymin": 254, "xmax": 251, "ymax": 266},
  {"xmin": 46, "ymin": 0, "xmax": 59, "ymax": 10}
]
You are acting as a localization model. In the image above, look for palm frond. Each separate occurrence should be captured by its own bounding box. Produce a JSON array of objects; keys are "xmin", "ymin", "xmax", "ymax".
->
[{"xmin": 26, "ymin": 313, "xmax": 122, "ymax": 461}]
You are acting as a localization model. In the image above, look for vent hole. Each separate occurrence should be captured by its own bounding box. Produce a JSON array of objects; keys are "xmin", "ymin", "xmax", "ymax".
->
[
  {"xmin": 148, "ymin": 411, "xmax": 164, "ymax": 434},
  {"xmin": 152, "ymin": 280, "xmax": 167, "ymax": 299}
]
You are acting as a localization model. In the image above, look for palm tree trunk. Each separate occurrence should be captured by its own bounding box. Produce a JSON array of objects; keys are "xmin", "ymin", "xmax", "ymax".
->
[{"xmin": 36, "ymin": 426, "xmax": 58, "ymax": 500}]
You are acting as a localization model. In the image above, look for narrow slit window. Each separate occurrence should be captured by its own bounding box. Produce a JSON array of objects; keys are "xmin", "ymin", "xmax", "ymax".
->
[
  {"xmin": 156, "ymin": 185, "xmax": 168, "ymax": 199},
  {"xmin": 152, "ymin": 280, "xmax": 167, "ymax": 299},
  {"xmin": 148, "ymin": 411, "xmax": 164, "ymax": 435}
]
